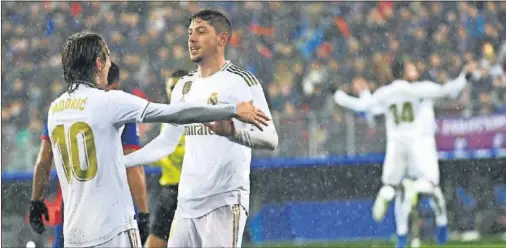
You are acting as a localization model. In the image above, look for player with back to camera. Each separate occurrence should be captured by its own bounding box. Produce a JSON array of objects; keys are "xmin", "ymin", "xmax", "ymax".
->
[
  {"xmin": 125, "ymin": 9, "xmax": 278, "ymax": 248},
  {"xmin": 144, "ymin": 70, "xmax": 188, "ymax": 248},
  {"xmin": 333, "ymin": 59, "xmax": 475, "ymax": 248},
  {"xmin": 29, "ymin": 62, "xmax": 151, "ymax": 247},
  {"xmin": 31, "ymin": 31, "xmax": 269, "ymax": 248}
]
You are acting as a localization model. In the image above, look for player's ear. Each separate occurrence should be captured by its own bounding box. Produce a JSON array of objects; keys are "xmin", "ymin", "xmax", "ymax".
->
[
  {"xmin": 95, "ymin": 56, "xmax": 104, "ymax": 71},
  {"xmin": 219, "ymin": 32, "xmax": 229, "ymax": 46}
]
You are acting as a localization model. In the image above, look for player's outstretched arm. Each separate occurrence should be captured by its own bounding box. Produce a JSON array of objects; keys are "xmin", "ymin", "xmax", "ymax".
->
[
  {"xmin": 107, "ymin": 90, "xmax": 269, "ymax": 130},
  {"xmin": 411, "ymin": 64, "xmax": 474, "ymax": 99},
  {"xmin": 125, "ymin": 125, "xmax": 184, "ymax": 168},
  {"xmin": 333, "ymin": 90, "xmax": 375, "ymax": 112},
  {"xmin": 143, "ymin": 101, "xmax": 269, "ymax": 130}
]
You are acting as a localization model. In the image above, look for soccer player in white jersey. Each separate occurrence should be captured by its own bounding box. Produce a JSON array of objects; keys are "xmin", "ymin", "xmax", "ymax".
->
[
  {"xmin": 34, "ymin": 31, "xmax": 269, "ymax": 248},
  {"xmin": 333, "ymin": 60, "xmax": 474, "ymax": 248},
  {"xmin": 125, "ymin": 9, "xmax": 278, "ymax": 247}
]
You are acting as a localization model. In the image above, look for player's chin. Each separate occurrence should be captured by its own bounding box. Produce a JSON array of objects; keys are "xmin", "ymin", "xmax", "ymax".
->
[{"xmin": 190, "ymin": 55, "xmax": 203, "ymax": 63}]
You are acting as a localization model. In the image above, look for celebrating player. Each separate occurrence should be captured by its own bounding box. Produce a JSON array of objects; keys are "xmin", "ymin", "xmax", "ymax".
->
[
  {"xmin": 29, "ymin": 62, "xmax": 150, "ymax": 247},
  {"xmin": 125, "ymin": 9, "xmax": 278, "ymax": 247},
  {"xmin": 144, "ymin": 70, "xmax": 188, "ymax": 248},
  {"xmin": 32, "ymin": 31, "xmax": 269, "ymax": 248},
  {"xmin": 333, "ymin": 59, "xmax": 474, "ymax": 248}
]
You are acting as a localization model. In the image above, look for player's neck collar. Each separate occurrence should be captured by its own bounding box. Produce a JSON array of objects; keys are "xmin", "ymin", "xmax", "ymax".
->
[{"xmin": 197, "ymin": 60, "xmax": 230, "ymax": 78}]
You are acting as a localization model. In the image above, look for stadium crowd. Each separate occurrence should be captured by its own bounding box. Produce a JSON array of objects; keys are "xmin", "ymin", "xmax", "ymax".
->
[{"xmin": 2, "ymin": 1, "xmax": 506, "ymax": 171}]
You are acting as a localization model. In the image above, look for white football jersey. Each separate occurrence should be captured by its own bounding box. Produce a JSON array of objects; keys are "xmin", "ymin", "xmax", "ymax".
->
[
  {"xmin": 167, "ymin": 61, "xmax": 272, "ymax": 218},
  {"xmin": 376, "ymin": 81, "xmax": 436, "ymax": 139},
  {"xmin": 417, "ymin": 99, "xmax": 438, "ymax": 137},
  {"xmin": 336, "ymin": 77, "xmax": 466, "ymax": 139},
  {"xmin": 47, "ymin": 85, "xmax": 150, "ymax": 247}
]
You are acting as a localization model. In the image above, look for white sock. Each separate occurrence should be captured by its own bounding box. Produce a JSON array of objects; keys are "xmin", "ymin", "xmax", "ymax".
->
[
  {"xmin": 429, "ymin": 186, "xmax": 448, "ymax": 226},
  {"xmin": 395, "ymin": 190, "xmax": 411, "ymax": 236}
]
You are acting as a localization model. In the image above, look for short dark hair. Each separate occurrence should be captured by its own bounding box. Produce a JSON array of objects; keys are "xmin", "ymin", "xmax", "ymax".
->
[
  {"xmin": 108, "ymin": 62, "xmax": 120, "ymax": 85},
  {"xmin": 189, "ymin": 9, "xmax": 232, "ymax": 42},
  {"xmin": 171, "ymin": 70, "xmax": 189, "ymax": 79},
  {"xmin": 61, "ymin": 32, "xmax": 108, "ymax": 92}
]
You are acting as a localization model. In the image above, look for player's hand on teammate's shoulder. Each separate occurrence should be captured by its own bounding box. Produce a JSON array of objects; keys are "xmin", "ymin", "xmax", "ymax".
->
[
  {"xmin": 205, "ymin": 120, "xmax": 235, "ymax": 136},
  {"xmin": 29, "ymin": 200, "xmax": 49, "ymax": 234},
  {"xmin": 234, "ymin": 100, "xmax": 269, "ymax": 131}
]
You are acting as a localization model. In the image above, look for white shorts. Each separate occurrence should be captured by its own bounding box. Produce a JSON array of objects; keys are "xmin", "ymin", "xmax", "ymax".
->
[
  {"xmin": 94, "ymin": 229, "xmax": 141, "ymax": 248},
  {"xmin": 167, "ymin": 204, "xmax": 248, "ymax": 248},
  {"xmin": 382, "ymin": 135, "xmax": 440, "ymax": 186}
]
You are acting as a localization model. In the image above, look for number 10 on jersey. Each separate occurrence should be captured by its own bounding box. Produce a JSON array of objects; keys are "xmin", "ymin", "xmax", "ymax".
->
[{"xmin": 51, "ymin": 122, "xmax": 98, "ymax": 182}]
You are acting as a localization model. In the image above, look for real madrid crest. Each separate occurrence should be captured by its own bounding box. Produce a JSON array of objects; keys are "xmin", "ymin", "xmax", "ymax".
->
[
  {"xmin": 208, "ymin": 92, "xmax": 218, "ymax": 105},
  {"xmin": 180, "ymin": 81, "xmax": 192, "ymax": 102}
]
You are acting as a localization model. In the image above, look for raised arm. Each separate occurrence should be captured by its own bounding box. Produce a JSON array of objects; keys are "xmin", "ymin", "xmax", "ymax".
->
[
  {"xmin": 409, "ymin": 65, "xmax": 473, "ymax": 99},
  {"xmin": 410, "ymin": 77, "xmax": 466, "ymax": 99},
  {"xmin": 334, "ymin": 90, "xmax": 377, "ymax": 113}
]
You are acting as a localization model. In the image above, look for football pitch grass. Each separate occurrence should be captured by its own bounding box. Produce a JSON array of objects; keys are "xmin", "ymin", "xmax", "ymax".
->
[{"xmin": 246, "ymin": 238, "xmax": 506, "ymax": 247}]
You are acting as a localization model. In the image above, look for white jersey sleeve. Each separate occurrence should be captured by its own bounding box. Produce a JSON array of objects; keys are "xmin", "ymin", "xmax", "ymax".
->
[
  {"xmin": 410, "ymin": 73, "xmax": 467, "ymax": 99},
  {"xmin": 106, "ymin": 89, "xmax": 238, "ymax": 127},
  {"xmin": 124, "ymin": 79, "xmax": 186, "ymax": 167},
  {"xmin": 335, "ymin": 72, "xmax": 468, "ymax": 114},
  {"xmin": 334, "ymin": 88, "xmax": 388, "ymax": 115},
  {"xmin": 227, "ymin": 72, "xmax": 278, "ymax": 150},
  {"xmin": 107, "ymin": 90, "xmax": 150, "ymax": 126},
  {"xmin": 125, "ymin": 123, "xmax": 183, "ymax": 167}
]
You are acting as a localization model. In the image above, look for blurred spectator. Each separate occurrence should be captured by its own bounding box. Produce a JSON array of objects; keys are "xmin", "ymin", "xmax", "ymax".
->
[
  {"xmin": 465, "ymin": 5, "xmax": 485, "ymax": 40},
  {"xmin": 302, "ymin": 60, "xmax": 330, "ymax": 110}
]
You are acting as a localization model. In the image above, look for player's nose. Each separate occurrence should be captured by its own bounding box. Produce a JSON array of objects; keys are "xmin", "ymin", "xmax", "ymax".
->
[{"xmin": 188, "ymin": 34, "xmax": 198, "ymax": 43}]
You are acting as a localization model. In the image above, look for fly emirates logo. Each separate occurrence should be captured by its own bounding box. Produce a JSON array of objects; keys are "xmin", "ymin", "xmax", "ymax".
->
[
  {"xmin": 184, "ymin": 92, "xmax": 220, "ymax": 136},
  {"xmin": 184, "ymin": 124, "xmax": 215, "ymax": 136}
]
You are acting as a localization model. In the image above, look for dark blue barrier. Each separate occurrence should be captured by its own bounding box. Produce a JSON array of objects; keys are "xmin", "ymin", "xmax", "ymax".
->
[
  {"xmin": 3, "ymin": 149, "xmax": 505, "ymax": 181},
  {"xmin": 249, "ymin": 199, "xmax": 396, "ymax": 243},
  {"xmin": 3, "ymin": 151, "xmax": 505, "ymax": 245}
]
